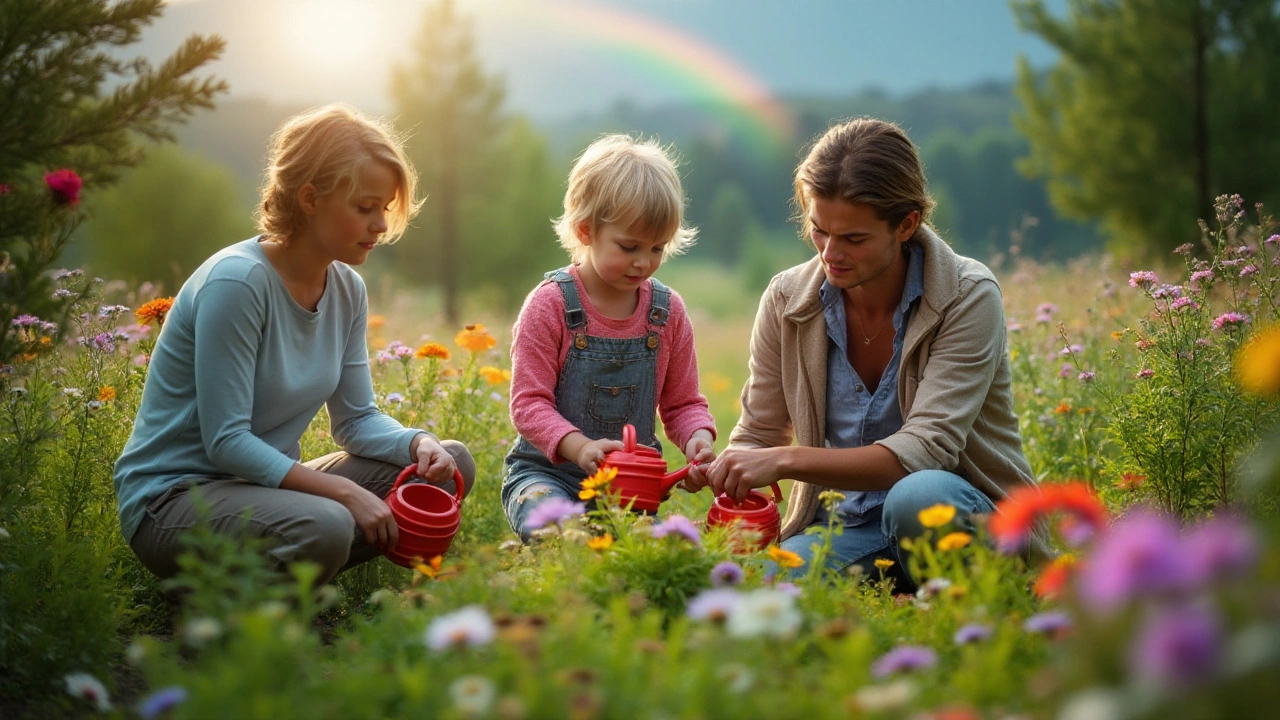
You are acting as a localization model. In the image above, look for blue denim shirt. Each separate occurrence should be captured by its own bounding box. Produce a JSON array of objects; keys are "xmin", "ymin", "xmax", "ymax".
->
[{"xmin": 814, "ymin": 242, "xmax": 925, "ymax": 527}]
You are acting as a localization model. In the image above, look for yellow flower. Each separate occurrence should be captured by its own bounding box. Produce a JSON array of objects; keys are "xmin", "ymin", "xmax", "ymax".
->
[
  {"xmin": 1236, "ymin": 323, "xmax": 1280, "ymax": 397},
  {"xmin": 703, "ymin": 371, "xmax": 731, "ymax": 394},
  {"xmin": 135, "ymin": 297, "xmax": 175, "ymax": 326},
  {"xmin": 97, "ymin": 386, "xmax": 116, "ymax": 403},
  {"xmin": 578, "ymin": 487, "xmax": 598, "ymax": 501},
  {"xmin": 578, "ymin": 466, "xmax": 617, "ymax": 500},
  {"xmin": 413, "ymin": 555, "xmax": 444, "ymax": 579},
  {"xmin": 415, "ymin": 342, "xmax": 451, "ymax": 360},
  {"xmin": 917, "ymin": 503, "xmax": 956, "ymax": 528},
  {"xmin": 936, "ymin": 532, "xmax": 972, "ymax": 551},
  {"xmin": 587, "ymin": 533, "xmax": 614, "ymax": 551},
  {"xmin": 479, "ymin": 366, "xmax": 511, "ymax": 385},
  {"xmin": 767, "ymin": 546, "xmax": 805, "ymax": 569},
  {"xmin": 367, "ymin": 314, "xmax": 386, "ymax": 330},
  {"xmin": 455, "ymin": 324, "xmax": 497, "ymax": 353},
  {"xmin": 874, "ymin": 558, "xmax": 896, "ymax": 570}
]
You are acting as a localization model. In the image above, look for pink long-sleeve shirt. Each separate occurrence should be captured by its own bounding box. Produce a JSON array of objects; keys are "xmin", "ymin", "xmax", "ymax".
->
[{"xmin": 509, "ymin": 265, "xmax": 716, "ymax": 463}]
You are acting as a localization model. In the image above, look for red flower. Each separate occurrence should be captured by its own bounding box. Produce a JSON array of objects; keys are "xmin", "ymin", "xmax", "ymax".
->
[
  {"xmin": 989, "ymin": 482, "xmax": 1108, "ymax": 553},
  {"xmin": 44, "ymin": 169, "xmax": 82, "ymax": 206},
  {"xmin": 1033, "ymin": 554, "xmax": 1078, "ymax": 599},
  {"xmin": 1119, "ymin": 473, "xmax": 1147, "ymax": 491}
]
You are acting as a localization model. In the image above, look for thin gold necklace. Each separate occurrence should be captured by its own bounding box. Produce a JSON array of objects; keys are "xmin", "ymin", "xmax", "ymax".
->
[{"xmin": 852, "ymin": 309, "xmax": 892, "ymax": 345}]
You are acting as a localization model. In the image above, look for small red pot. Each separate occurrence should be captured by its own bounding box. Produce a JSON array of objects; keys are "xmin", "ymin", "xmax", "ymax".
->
[
  {"xmin": 706, "ymin": 482, "xmax": 783, "ymax": 551},
  {"xmin": 384, "ymin": 466, "xmax": 466, "ymax": 568}
]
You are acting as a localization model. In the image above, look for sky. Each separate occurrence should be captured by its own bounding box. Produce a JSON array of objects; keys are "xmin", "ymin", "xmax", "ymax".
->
[{"xmin": 149, "ymin": 0, "xmax": 1063, "ymax": 122}]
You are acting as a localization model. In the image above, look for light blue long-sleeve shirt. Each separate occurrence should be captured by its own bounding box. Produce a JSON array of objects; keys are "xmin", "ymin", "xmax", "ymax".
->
[{"xmin": 113, "ymin": 237, "xmax": 421, "ymax": 541}]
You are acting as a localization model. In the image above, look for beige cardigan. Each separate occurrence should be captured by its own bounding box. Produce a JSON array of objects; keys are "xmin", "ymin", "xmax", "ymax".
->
[{"xmin": 727, "ymin": 225, "xmax": 1038, "ymax": 541}]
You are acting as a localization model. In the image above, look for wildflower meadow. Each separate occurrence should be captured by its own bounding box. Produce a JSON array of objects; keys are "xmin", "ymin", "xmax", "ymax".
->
[{"xmin": 4, "ymin": 185, "xmax": 1280, "ymax": 719}]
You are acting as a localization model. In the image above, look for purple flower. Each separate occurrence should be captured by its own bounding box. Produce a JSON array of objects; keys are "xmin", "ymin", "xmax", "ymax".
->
[
  {"xmin": 710, "ymin": 561, "xmax": 744, "ymax": 587},
  {"xmin": 1151, "ymin": 284, "xmax": 1183, "ymax": 299},
  {"xmin": 1173, "ymin": 243, "xmax": 1195, "ymax": 256},
  {"xmin": 137, "ymin": 686, "xmax": 188, "ymax": 719},
  {"xmin": 1170, "ymin": 297, "xmax": 1198, "ymax": 312},
  {"xmin": 386, "ymin": 392, "xmax": 404, "ymax": 405},
  {"xmin": 1211, "ymin": 313, "xmax": 1250, "ymax": 331},
  {"xmin": 773, "ymin": 581, "xmax": 802, "ymax": 598},
  {"xmin": 1130, "ymin": 604, "xmax": 1221, "ymax": 689},
  {"xmin": 11, "ymin": 314, "xmax": 41, "ymax": 327},
  {"xmin": 53, "ymin": 288, "xmax": 74, "ymax": 299},
  {"xmin": 77, "ymin": 332, "xmax": 116, "ymax": 354},
  {"xmin": 652, "ymin": 514, "xmax": 700, "ymax": 544},
  {"xmin": 1036, "ymin": 313, "xmax": 1053, "ymax": 324},
  {"xmin": 1129, "ymin": 271, "xmax": 1159, "ymax": 289},
  {"xmin": 686, "ymin": 588, "xmax": 742, "ymax": 622},
  {"xmin": 1078, "ymin": 371, "xmax": 1096, "ymax": 383},
  {"xmin": 97, "ymin": 304, "xmax": 130, "ymax": 318},
  {"xmin": 1231, "ymin": 245, "xmax": 1254, "ymax": 257},
  {"xmin": 1078, "ymin": 508, "xmax": 1185, "ymax": 613},
  {"xmin": 1182, "ymin": 514, "xmax": 1258, "ymax": 587},
  {"xmin": 1240, "ymin": 264, "xmax": 1259, "ymax": 278},
  {"xmin": 1137, "ymin": 368, "xmax": 1154, "ymax": 379},
  {"xmin": 871, "ymin": 645, "xmax": 937, "ymax": 678},
  {"xmin": 953, "ymin": 623, "xmax": 993, "ymax": 645},
  {"xmin": 1023, "ymin": 610, "xmax": 1072, "ymax": 636},
  {"xmin": 1059, "ymin": 344, "xmax": 1084, "ymax": 356},
  {"xmin": 524, "ymin": 497, "xmax": 585, "ymax": 530},
  {"xmin": 1058, "ymin": 363, "xmax": 1074, "ymax": 379}
]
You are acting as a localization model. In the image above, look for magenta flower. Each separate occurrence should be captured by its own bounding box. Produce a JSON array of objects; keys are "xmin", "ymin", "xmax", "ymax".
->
[
  {"xmin": 0, "ymin": 183, "xmax": 10, "ymax": 195},
  {"xmin": 525, "ymin": 497, "xmax": 585, "ymax": 530},
  {"xmin": 711, "ymin": 561, "xmax": 745, "ymax": 587},
  {"xmin": 1182, "ymin": 514, "xmax": 1258, "ymax": 587},
  {"xmin": 652, "ymin": 514, "xmax": 700, "ymax": 544},
  {"xmin": 1128, "ymin": 271, "xmax": 1159, "ymax": 289},
  {"xmin": 1169, "ymin": 297, "xmax": 1198, "ymax": 312},
  {"xmin": 953, "ymin": 623, "xmax": 993, "ymax": 645},
  {"xmin": 45, "ymin": 169, "xmax": 82, "ymax": 206},
  {"xmin": 871, "ymin": 645, "xmax": 937, "ymax": 678},
  {"xmin": 1077, "ymin": 508, "xmax": 1184, "ymax": 614},
  {"xmin": 1137, "ymin": 368, "xmax": 1154, "ymax": 379},
  {"xmin": 1130, "ymin": 604, "xmax": 1221, "ymax": 689},
  {"xmin": 1211, "ymin": 313, "xmax": 1249, "ymax": 331}
]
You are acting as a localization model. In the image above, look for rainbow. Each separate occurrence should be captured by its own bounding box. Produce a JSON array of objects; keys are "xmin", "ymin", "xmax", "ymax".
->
[{"xmin": 508, "ymin": 0, "xmax": 798, "ymax": 154}]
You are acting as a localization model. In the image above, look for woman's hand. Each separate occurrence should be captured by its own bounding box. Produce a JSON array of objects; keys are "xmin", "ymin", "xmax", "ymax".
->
[
  {"xmin": 678, "ymin": 430, "xmax": 716, "ymax": 492},
  {"xmin": 705, "ymin": 446, "xmax": 785, "ymax": 503},
  {"xmin": 412, "ymin": 434, "xmax": 458, "ymax": 484},
  {"xmin": 339, "ymin": 480, "xmax": 400, "ymax": 551}
]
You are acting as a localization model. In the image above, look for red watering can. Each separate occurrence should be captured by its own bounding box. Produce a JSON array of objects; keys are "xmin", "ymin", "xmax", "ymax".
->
[
  {"xmin": 600, "ymin": 424, "xmax": 695, "ymax": 513},
  {"xmin": 706, "ymin": 482, "xmax": 784, "ymax": 551},
  {"xmin": 383, "ymin": 466, "xmax": 467, "ymax": 568}
]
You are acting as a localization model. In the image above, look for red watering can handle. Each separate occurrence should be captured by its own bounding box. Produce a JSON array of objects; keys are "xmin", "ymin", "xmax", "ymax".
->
[
  {"xmin": 392, "ymin": 465, "xmax": 467, "ymax": 504},
  {"xmin": 622, "ymin": 423, "xmax": 637, "ymax": 452},
  {"xmin": 731, "ymin": 482, "xmax": 784, "ymax": 508}
]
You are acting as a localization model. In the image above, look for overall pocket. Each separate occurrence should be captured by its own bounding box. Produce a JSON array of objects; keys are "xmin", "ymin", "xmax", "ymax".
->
[{"xmin": 588, "ymin": 383, "xmax": 637, "ymax": 426}]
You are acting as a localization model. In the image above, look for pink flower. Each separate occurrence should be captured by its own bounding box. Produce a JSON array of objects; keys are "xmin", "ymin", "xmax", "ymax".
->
[
  {"xmin": 1169, "ymin": 297, "xmax": 1198, "ymax": 312},
  {"xmin": 1266, "ymin": 234, "xmax": 1279, "ymax": 246},
  {"xmin": 1078, "ymin": 371, "xmax": 1096, "ymax": 383},
  {"xmin": 1137, "ymin": 368, "xmax": 1154, "ymax": 379},
  {"xmin": 1128, "ymin": 271, "xmax": 1159, "ymax": 289},
  {"xmin": 44, "ymin": 169, "xmax": 82, "ymax": 206},
  {"xmin": 0, "ymin": 183, "xmax": 10, "ymax": 195},
  {"xmin": 1240, "ymin": 264, "xmax": 1259, "ymax": 278},
  {"xmin": 1058, "ymin": 363, "xmax": 1073, "ymax": 379},
  {"xmin": 1036, "ymin": 302, "xmax": 1058, "ymax": 316},
  {"xmin": 1211, "ymin": 312, "xmax": 1249, "ymax": 331}
]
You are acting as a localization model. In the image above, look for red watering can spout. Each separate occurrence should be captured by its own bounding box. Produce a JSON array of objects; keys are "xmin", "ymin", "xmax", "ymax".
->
[
  {"xmin": 601, "ymin": 424, "xmax": 696, "ymax": 513},
  {"xmin": 660, "ymin": 464, "xmax": 693, "ymax": 494}
]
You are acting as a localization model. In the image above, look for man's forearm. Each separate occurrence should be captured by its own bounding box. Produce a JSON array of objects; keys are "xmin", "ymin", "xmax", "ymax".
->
[{"xmin": 776, "ymin": 443, "xmax": 907, "ymax": 491}]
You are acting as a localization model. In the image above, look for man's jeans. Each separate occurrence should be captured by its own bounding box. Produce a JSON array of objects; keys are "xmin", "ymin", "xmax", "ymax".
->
[{"xmin": 776, "ymin": 470, "xmax": 996, "ymax": 591}]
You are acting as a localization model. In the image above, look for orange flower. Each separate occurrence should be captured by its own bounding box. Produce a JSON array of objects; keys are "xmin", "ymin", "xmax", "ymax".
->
[
  {"xmin": 1118, "ymin": 473, "xmax": 1146, "ymax": 491},
  {"xmin": 1110, "ymin": 330, "xmax": 1124, "ymax": 341},
  {"xmin": 479, "ymin": 366, "xmax": 511, "ymax": 385},
  {"xmin": 415, "ymin": 342, "xmax": 450, "ymax": 360},
  {"xmin": 587, "ymin": 533, "xmax": 614, "ymax": 551},
  {"xmin": 989, "ymin": 482, "xmax": 1107, "ymax": 554},
  {"xmin": 135, "ymin": 297, "xmax": 174, "ymax": 326},
  {"xmin": 767, "ymin": 545, "xmax": 805, "ymax": 569},
  {"xmin": 455, "ymin": 324, "xmax": 496, "ymax": 353},
  {"xmin": 1033, "ymin": 553, "xmax": 1078, "ymax": 599},
  {"xmin": 97, "ymin": 386, "xmax": 116, "ymax": 402},
  {"xmin": 1053, "ymin": 401, "xmax": 1072, "ymax": 414},
  {"xmin": 367, "ymin": 314, "xmax": 386, "ymax": 330},
  {"xmin": 413, "ymin": 555, "xmax": 444, "ymax": 579}
]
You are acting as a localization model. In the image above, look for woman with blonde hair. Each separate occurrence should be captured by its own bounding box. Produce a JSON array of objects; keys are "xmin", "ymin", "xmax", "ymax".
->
[{"xmin": 114, "ymin": 104, "xmax": 474, "ymax": 585}]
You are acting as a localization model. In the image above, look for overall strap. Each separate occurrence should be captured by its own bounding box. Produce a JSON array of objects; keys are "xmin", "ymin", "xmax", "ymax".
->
[
  {"xmin": 647, "ymin": 277, "xmax": 671, "ymax": 327},
  {"xmin": 544, "ymin": 267, "xmax": 587, "ymax": 330}
]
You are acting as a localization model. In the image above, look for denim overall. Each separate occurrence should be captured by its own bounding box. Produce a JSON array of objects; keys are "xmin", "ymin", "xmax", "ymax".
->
[{"xmin": 501, "ymin": 268, "xmax": 671, "ymax": 541}]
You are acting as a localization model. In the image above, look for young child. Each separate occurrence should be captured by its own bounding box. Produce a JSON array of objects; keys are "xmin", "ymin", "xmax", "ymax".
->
[
  {"xmin": 114, "ymin": 104, "xmax": 475, "ymax": 586},
  {"xmin": 502, "ymin": 134, "xmax": 717, "ymax": 541}
]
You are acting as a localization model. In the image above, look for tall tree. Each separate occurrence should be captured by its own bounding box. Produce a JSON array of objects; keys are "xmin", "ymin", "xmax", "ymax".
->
[
  {"xmin": 1012, "ymin": 0, "xmax": 1280, "ymax": 255},
  {"xmin": 0, "ymin": 0, "xmax": 226, "ymax": 366},
  {"xmin": 391, "ymin": 0, "xmax": 504, "ymax": 325}
]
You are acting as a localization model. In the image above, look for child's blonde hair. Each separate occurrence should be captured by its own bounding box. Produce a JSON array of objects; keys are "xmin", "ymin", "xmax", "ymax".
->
[
  {"xmin": 552, "ymin": 134, "xmax": 696, "ymax": 262},
  {"xmin": 258, "ymin": 103, "xmax": 422, "ymax": 244}
]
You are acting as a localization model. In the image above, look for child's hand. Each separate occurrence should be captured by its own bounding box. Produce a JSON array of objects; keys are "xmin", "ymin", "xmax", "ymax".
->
[
  {"xmin": 678, "ymin": 430, "xmax": 716, "ymax": 493},
  {"xmin": 575, "ymin": 437, "xmax": 625, "ymax": 475}
]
